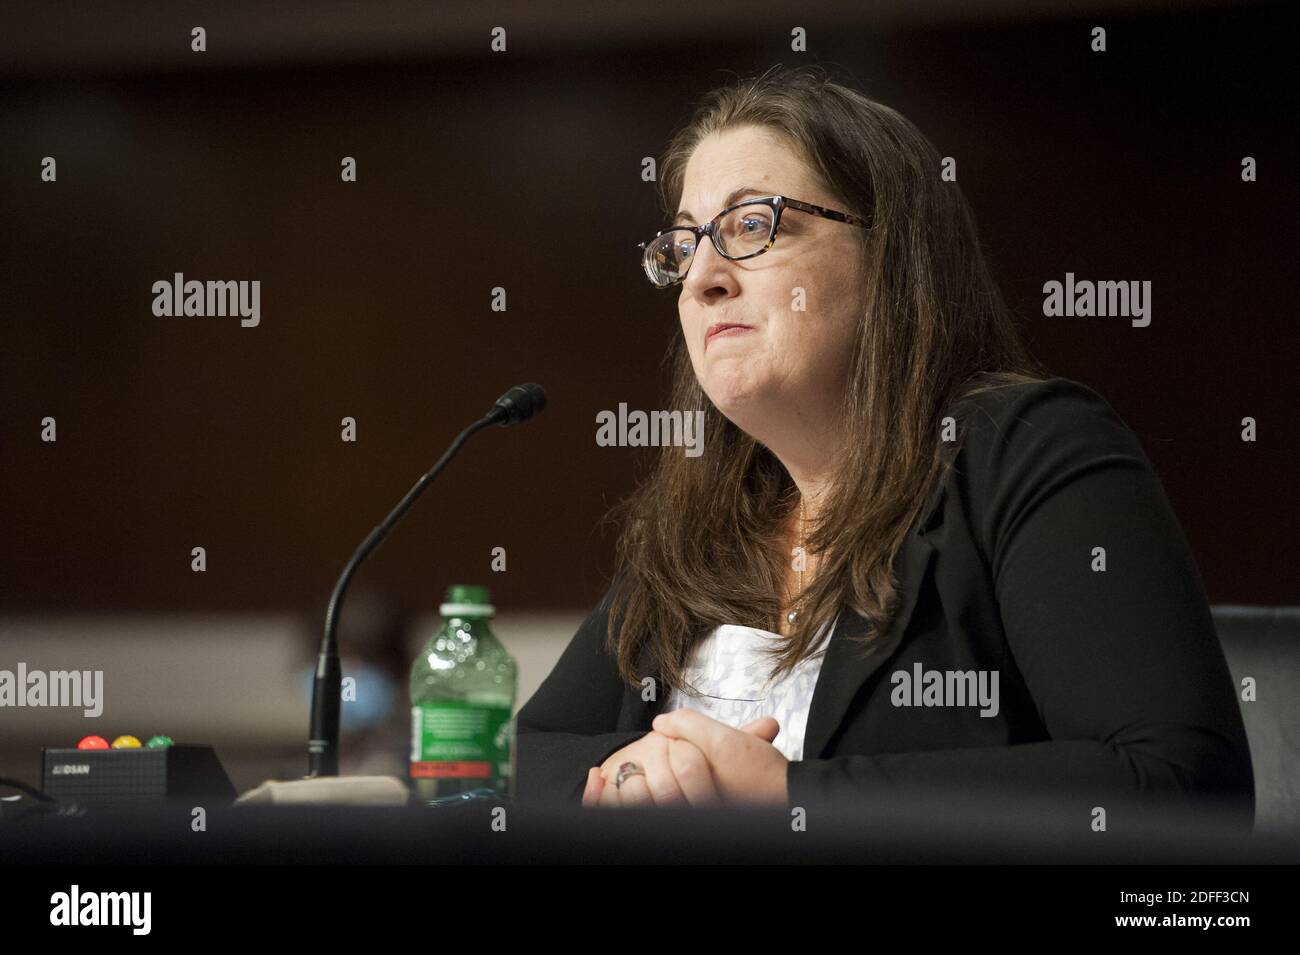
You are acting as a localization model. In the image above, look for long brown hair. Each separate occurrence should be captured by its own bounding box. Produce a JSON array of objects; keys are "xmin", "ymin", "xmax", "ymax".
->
[{"xmin": 605, "ymin": 64, "xmax": 1049, "ymax": 695}]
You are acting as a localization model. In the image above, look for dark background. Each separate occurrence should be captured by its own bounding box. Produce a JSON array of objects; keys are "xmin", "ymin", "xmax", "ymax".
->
[{"xmin": 1, "ymin": 0, "xmax": 1296, "ymax": 617}]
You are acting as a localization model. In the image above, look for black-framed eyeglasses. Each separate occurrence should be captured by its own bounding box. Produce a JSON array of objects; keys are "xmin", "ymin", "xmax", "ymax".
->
[{"xmin": 636, "ymin": 194, "xmax": 871, "ymax": 289}]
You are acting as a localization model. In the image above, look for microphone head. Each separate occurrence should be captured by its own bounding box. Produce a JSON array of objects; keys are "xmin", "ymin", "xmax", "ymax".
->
[{"xmin": 491, "ymin": 383, "xmax": 547, "ymax": 426}]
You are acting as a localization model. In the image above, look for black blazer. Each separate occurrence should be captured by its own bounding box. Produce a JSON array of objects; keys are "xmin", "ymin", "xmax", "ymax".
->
[{"xmin": 515, "ymin": 377, "xmax": 1254, "ymax": 825}]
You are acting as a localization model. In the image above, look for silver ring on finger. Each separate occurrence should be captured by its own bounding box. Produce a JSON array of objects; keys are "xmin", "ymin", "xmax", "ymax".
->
[{"xmin": 615, "ymin": 761, "xmax": 646, "ymax": 789}]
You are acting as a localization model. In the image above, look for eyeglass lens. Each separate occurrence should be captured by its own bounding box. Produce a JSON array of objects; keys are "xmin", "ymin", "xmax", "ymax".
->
[{"xmin": 643, "ymin": 202, "xmax": 775, "ymax": 287}]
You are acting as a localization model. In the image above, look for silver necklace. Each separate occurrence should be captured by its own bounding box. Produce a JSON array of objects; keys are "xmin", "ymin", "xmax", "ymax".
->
[{"xmin": 787, "ymin": 496, "xmax": 805, "ymax": 625}]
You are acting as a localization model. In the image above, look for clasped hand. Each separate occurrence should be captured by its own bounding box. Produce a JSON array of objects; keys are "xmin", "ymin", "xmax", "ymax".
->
[{"xmin": 581, "ymin": 710, "xmax": 789, "ymax": 808}]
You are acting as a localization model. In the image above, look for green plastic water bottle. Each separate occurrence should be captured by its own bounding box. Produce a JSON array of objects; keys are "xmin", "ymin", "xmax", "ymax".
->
[{"xmin": 409, "ymin": 585, "xmax": 516, "ymax": 803}]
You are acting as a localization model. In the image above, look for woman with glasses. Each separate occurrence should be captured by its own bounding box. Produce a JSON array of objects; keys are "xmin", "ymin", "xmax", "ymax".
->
[{"xmin": 515, "ymin": 65, "xmax": 1253, "ymax": 827}]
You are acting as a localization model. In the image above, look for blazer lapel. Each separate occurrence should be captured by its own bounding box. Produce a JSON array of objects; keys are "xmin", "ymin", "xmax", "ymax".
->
[{"xmin": 801, "ymin": 478, "xmax": 946, "ymax": 760}]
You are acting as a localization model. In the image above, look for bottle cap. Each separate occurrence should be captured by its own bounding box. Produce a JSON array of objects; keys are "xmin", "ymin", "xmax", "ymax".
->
[{"xmin": 440, "ymin": 584, "xmax": 494, "ymax": 618}]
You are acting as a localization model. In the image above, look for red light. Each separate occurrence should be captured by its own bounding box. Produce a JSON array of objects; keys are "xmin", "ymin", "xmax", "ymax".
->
[{"xmin": 77, "ymin": 735, "xmax": 109, "ymax": 750}]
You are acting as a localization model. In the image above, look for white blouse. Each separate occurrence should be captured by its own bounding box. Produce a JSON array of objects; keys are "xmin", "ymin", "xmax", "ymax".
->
[{"xmin": 662, "ymin": 615, "xmax": 837, "ymax": 761}]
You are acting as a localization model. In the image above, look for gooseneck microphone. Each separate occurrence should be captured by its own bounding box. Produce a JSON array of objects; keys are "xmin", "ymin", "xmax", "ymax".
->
[
  {"xmin": 490, "ymin": 382, "xmax": 547, "ymax": 426},
  {"xmin": 306, "ymin": 383, "xmax": 547, "ymax": 777}
]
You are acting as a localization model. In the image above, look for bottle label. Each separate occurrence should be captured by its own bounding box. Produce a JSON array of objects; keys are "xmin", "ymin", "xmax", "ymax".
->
[{"xmin": 410, "ymin": 701, "xmax": 512, "ymax": 782}]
